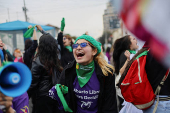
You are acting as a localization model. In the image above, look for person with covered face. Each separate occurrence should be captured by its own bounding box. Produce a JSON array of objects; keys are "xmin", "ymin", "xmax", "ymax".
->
[{"xmin": 49, "ymin": 35, "xmax": 118, "ymax": 113}]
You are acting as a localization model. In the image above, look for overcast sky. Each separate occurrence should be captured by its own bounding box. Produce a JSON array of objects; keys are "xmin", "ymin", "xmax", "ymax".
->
[{"xmin": 0, "ymin": 0, "xmax": 109, "ymax": 39}]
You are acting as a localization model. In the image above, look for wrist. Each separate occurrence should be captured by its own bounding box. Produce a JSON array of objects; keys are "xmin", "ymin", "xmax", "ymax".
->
[
  {"xmin": 5, "ymin": 107, "xmax": 15, "ymax": 113},
  {"xmin": 126, "ymin": 59, "xmax": 130, "ymax": 62}
]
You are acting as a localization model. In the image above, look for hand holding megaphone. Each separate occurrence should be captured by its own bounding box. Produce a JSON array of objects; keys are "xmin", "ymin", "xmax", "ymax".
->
[
  {"xmin": 0, "ymin": 92, "xmax": 14, "ymax": 113},
  {"xmin": 0, "ymin": 48, "xmax": 32, "ymax": 97},
  {"xmin": 0, "ymin": 49, "xmax": 31, "ymax": 112}
]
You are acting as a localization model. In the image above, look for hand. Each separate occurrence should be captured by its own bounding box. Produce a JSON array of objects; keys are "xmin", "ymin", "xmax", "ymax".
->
[
  {"xmin": 85, "ymin": 31, "xmax": 89, "ymax": 35},
  {"xmin": 33, "ymin": 29, "xmax": 37, "ymax": 40},
  {"xmin": 0, "ymin": 92, "xmax": 13, "ymax": 113},
  {"xmin": 28, "ymin": 25, "xmax": 32, "ymax": 29},
  {"xmin": 36, "ymin": 25, "xmax": 43, "ymax": 31},
  {"xmin": 60, "ymin": 18, "xmax": 65, "ymax": 31},
  {"xmin": 124, "ymin": 50, "xmax": 130, "ymax": 61}
]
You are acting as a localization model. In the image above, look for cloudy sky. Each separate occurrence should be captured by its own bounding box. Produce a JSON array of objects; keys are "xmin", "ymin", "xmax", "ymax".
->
[{"xmin": 0, "ymin": 0, "xmax": 109, "ymax": 39}]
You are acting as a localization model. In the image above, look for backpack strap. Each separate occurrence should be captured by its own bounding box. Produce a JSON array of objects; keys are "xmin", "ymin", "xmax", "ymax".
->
[{"xmin": 153, "ymin": 69, "xmax": 170, "ymax": 113}]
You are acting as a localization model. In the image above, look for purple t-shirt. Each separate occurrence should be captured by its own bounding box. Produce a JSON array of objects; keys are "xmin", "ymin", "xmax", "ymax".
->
[
  {"xmin": 49, "ymin": 71, "xmax": 100, "ymax": 113},
  {"xmin": 0, "ymin": 92, "xmax": 29, "ymax": 113},
  {"xmin": 73, "ymin": 71, "xmax": 100, "ymax": 113}
]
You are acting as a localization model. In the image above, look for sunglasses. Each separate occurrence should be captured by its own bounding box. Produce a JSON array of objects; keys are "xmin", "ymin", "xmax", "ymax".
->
[{"xmin": 72, "ymin": 42, "xmax": 92, "ymax": 49}]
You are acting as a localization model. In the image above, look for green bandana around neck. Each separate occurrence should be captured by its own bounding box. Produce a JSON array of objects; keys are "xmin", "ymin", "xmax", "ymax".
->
[
  {"xmin": 65, "ymin": 46, "xmax": 73, "ymax": 52},
  {"xmin": 76, "ymin": 60, "xmax": 95, "ymax": 88},
  {"xmin": 136, "ymin": 50, "xmax": 149, "ymax": 59},
  {"xmin": 128, "ymin": 50, "xmax": 136, "ymax": 54}
]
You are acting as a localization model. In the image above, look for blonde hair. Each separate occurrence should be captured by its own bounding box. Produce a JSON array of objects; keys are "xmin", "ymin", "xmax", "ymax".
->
[
  {"xmin": 94, "ymin": 52, "xmax": 115, "ymax": 76},
  {"xmin": 87, "ymin": 41, "xmax": 114, "ymax": 76}
]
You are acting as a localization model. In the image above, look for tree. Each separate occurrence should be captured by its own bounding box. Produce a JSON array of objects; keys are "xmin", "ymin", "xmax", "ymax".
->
[{"xmin": 98, "ymin": 31, "xmax": 112, "ymax": 45}]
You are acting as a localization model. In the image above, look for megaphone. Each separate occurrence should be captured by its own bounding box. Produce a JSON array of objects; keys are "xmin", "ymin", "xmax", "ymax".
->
[
  {"xmin": 0, "ymin": 49, "xmax": 4, "ymax": 63},
  {"xmin": 0, "ymin": 62, "xmax": 32, "ymax": 97}
]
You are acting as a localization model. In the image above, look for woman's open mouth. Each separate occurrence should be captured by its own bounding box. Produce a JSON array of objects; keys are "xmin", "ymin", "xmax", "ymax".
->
[{"xmin": 76, "ymin": 52, "xmax": 85, "ymax": 59}]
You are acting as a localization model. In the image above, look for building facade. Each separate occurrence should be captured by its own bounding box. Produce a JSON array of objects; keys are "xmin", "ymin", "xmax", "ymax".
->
[{"xmin": 103, "ymin": 0, "xmax": 120, "ymax": 33}]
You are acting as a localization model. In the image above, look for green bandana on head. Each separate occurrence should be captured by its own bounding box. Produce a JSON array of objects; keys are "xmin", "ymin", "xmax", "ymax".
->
[
  {"xmin": 75, "ymin": 35, "xmax": 101, "ymax": 55},
  {"xmin": 128, "ymin": 50, "xmax": 136, "ymax": 54},
  {"xmin": 76, "ymin": 60, "xmax": 95, "ymax": 88},
  {"xmin": 65, "ymin": 46, "xmax": 72, "ymax": 52}
]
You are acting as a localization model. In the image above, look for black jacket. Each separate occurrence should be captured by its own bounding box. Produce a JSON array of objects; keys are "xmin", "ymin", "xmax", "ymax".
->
[
  {"xmin": 28, "ymin": 57, "xmax": 61, "ymax": 98},
  {"xmin": 57, "ymin": 32, "xmax": 74, "ymax": 68},
  {"xmin": 2, "ymin": 49, "xmax": 14, "ymax": 61},
  {"xmin": 146, "ymin": 52, "xmax": 170, "ymax": 95},
  {"xmin": 24, "ymin": 40, "xmax": 38, "ymax": 69},
  {"xmin": 59, "ymin": 60, "xmax": 118, "ymax": 113}
]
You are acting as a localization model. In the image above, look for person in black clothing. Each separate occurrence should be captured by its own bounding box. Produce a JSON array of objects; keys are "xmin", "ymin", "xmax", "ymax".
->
[
  {"xmin": 23, "ymin": 25, "xmax": 38, "ymax": 69},
  {"xmin": 23, "ymin": 25, "xmax": 38, "ymax": 113},
  {"xmin": 57, "ymin": 18, "xmax": 74, "ymax": 67},
  {"xmin": 57, "ymin": 32, "xmax": 74, "ymax": 67},
  {"xmin": 49, "ymin": 35, "xmax": 118, "ymax": 113},
  {"xmin": 27, "ymin": 33, "xmax": 63, "ymax": 113}
]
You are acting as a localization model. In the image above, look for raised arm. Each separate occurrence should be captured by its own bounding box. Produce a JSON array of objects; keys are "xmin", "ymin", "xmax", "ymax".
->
[
  {"xmin": 25, "ymin": 26, "xmax": 38, "ymax": 54},
  {"xmin": 57, "ymin": 32, "xmax": 64, "ymax": 55},
  {"xmin": 56, "ymin": 18, "xmax": 65, "ymax": 55},
  {"xmin": 36, "ymin": 25, "xmax": 53, "ymax": 38},
  {"xmin": 119, "ymin": 50, "xmax": 130, "ymax": 75}
]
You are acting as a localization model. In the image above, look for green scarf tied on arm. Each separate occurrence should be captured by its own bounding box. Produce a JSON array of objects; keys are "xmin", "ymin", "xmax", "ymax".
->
[
  {"xmin": 76, "ymin": 60, "xmax": 95, "ymax": 88},
  {"xmin": 55, "ymin": 84, "xmax": 73, "ymax": 112},
  {"xmin": 128, "ymin": 50, "xmax": 136, "ymax": 54},
  {"xmin": 60, "ymin": 18, "xmax": 65, "ymax": 31},
  {"xmin": 24, "ymin": 25, "xmax": 36, "ymax": 38},
  {"xmin": 65, "ymin": 46, "xmax": 72, "ymax": 52}
]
